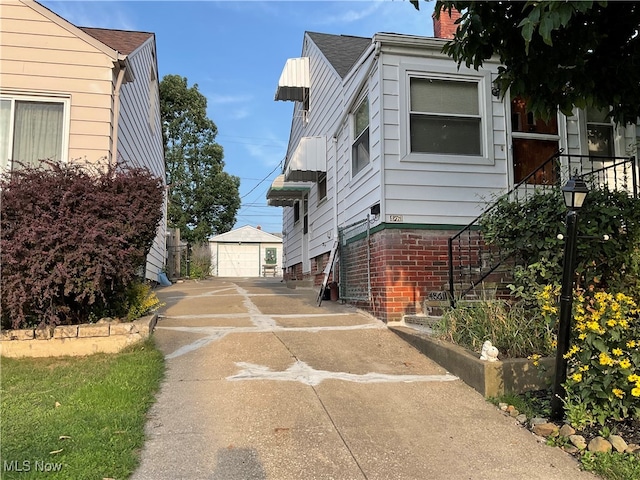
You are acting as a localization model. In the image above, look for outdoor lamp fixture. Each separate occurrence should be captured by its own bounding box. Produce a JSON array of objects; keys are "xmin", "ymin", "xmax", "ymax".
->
[
  {"xmin": 562, "ymin": 176, "xmax": 589, "ymax": 211},
  {"xmin": 550, "ymin": 176, "xmax": 589, "ymax": 421}
]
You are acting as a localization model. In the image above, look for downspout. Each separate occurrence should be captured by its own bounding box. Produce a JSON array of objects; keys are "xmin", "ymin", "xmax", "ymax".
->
[
  {"xmin": 376, "ymin": 39, "xmax": 385, "ymax": 226},
  {"xmin": 111, "ymin": 58, "xmax": 127, "ymax": 165},
  {"xmin": 332, "ymin": 136, "xmax": 339, "ymax": 241}
]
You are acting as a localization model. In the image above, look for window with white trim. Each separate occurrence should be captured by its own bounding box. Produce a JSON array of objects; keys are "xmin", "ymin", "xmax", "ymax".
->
[
  {"xmin": 352, "ymin": 96, "xmax": 369, "ymax": 176},
  {"xmin": 586, "ymin": 106, "xmax": 614, "ymax": 158},
  {"xmin": 317, "ymin": 172, "xmax": 327, "ymax": 203},
  {"xmin": 0, "ymin": 95, "xmax": 68, "ymax": 170},
  {"xmin": 409, "ymin": 77, "xmax": 482, "ymax": 156}
]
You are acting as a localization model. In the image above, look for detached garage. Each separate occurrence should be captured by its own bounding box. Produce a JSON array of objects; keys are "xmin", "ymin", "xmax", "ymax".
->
[{"xmin": 209, "ymin": 226, "xmax": 283, "ymax": 277}]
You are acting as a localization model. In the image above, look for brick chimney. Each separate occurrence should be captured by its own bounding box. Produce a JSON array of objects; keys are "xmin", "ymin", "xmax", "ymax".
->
[
  {"xmin": 256, "ymin": 225, "xmax": 262, "ymax": 230},
  {"xmin": 433, "ymin": 6, "xmax": 461, "ymax": 39}
]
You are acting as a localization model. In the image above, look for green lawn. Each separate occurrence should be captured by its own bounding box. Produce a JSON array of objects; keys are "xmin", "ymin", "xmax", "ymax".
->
[{"xmin": 0, "ymin": 339, "xmax": 164, "ymax": 480}]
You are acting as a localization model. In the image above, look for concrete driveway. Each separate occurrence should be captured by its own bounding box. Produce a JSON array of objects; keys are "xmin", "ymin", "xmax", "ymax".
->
[{"xmin": 131, "ymin": 277, "xmax": 597, "ymax": 480}]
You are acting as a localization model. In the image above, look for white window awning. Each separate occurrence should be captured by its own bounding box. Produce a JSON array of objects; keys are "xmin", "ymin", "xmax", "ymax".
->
[
  {"xmin": 266, "ymin": 174, "xmax": 312, "ymax": 207},
  {"xmin": 284, "ymin": 136, "xmax": 326, "ymax": 182},
  {"xmin": 275, "ymin": 57, "xmax": 309, "ymax": 102}
]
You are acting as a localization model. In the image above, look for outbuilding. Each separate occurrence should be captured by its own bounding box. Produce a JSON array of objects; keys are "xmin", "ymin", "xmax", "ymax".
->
[{"xmin": 209, "ymin": 226, "xmax": 283, "ymax": 277}]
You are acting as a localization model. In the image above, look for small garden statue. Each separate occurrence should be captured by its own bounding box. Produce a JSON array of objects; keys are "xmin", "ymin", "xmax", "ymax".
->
[{"xmin": 480, "ymin": 340, "xmax": 499, "ymax": 362}]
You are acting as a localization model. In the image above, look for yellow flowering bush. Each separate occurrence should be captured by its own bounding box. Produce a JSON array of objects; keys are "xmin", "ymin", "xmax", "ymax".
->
[
  {"xmin": 125, "ymin": 281, "xmax": 164, "ymax": 321},
  {"xmin": 559, "ymin": 290, "xmax": 640, "ymax": 423}
]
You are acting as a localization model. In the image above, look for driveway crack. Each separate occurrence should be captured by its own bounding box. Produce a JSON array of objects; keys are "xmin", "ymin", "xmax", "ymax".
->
[{"xmin": 272, "ymin": 331, "xmax": 369, "ymax": 480}]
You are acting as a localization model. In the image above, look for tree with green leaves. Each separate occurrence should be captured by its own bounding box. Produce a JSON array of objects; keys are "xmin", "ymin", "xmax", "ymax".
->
[
  {"xmin": 412, "ymin": 1, "xmax": 640, "ymax": 124},
  {"xmin": 160, "ymin": 74, "xmax": 240, "ymax": 243}
]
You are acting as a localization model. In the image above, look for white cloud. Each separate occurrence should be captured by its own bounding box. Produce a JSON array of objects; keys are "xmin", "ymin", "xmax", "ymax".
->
[
  {"xmin": 314, "ymin": 1, "xmax": 384, "ymax": 26},
  {"xmin": 231, "ymin": 108, "xmax": 250, "ymax": 120},
  {"xmin": 244, "ymin": 133, "xmax": 287, "ymax": 167},
  {"xmin": 41, "ymin": 1, "xmax": 138, "ymax": 31},
  {"xmin": 208, "ymin": 94, "xmax": 253, "ymax": 105}
]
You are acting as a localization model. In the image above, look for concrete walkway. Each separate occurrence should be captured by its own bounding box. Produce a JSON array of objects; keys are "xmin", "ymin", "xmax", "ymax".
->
[{"xmin": 131, "ymin": 277, "xmax": 597, "ymax": 480}]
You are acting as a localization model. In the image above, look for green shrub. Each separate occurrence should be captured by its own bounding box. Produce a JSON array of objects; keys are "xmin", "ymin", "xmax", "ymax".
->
[
  {"xmin": 555, "ymin": 290, "xmax": 640, "ymax": 424},
  {"xmin": 480, "ymin": 188, "xmax": 640, "ymax": 299},
  {"xmin": 187, "ymin": 242, "xmax": 212, "ymax": 279}
]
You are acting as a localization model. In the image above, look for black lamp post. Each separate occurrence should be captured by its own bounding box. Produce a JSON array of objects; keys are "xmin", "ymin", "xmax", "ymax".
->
[{"xmin": 550, "ymin": 176, "xmax": 589, "ymax": 421}]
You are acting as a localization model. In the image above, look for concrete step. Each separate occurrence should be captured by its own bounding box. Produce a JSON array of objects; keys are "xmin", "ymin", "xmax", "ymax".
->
[{"xmin": 403, "ymin": 315, "xmax": 442, "ymax": 334}]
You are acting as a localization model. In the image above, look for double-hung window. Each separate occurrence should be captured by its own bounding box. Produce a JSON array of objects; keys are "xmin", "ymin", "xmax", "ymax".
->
[
  {"xmin": 409, "ymin": 77, "xmax": 481, "ymax": 156},
  {"xmin": 352, "ymin": 96, "xmax": 369, "ymax": 176},
  {"xmin": 586, "ymin": 106, "xmax": 614, "ymax": 159},
  {"xmin": 0, "ymin": 95, "xmax": 68, "ymax": 170}
]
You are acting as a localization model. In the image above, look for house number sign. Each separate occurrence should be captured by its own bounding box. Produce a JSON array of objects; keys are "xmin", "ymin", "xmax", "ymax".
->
[{"xmin": 389, "ymin": 215, "xmax": 403, "ymax": 223}]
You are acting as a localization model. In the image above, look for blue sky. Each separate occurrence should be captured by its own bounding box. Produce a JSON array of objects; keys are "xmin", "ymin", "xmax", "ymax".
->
[{"xmin": 41, "ymin": 0, "xmax": 436, "ymax": 234}]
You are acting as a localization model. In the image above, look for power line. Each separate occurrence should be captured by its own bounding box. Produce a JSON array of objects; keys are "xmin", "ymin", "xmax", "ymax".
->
[{"xmin": 240, "ymin": 159, "xmax": 282, "ymax": 199}]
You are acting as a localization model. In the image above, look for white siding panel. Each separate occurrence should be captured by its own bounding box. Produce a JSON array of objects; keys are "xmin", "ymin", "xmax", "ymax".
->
[
  {"xmin": 566, "ymin": 111, "xmax": 582, "ymax": 155},
  {"xmin": 380, "ymin": 49, "xmax": 508, "ymax": 225},
  {"xmin": 284, "ymin": 36, "xmax": 351, "ymax": 265},
  {"xmin": 336, "ymin": 59, "xmax": 383, "ymax": 227}
]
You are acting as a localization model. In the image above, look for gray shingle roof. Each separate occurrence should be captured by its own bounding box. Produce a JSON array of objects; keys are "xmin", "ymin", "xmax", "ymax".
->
[{"xmin": 306, "ymin": 32, "xmax": 372, "ymax": 79}]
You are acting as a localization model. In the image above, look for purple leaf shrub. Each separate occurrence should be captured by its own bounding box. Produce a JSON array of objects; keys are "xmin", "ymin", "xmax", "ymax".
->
[{"xmin": 1, "ymin": 161, "xmax": 164, "ymax": 329}]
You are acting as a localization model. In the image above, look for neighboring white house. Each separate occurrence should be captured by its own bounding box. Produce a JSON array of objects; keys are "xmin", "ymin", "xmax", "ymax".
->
[
  {"xmin": 268, "ymin": 9, "xmax": 640, "ymax": 321},
  {"xmin": 209, "ymin": 226, "xmax": 283, "ymax": 277},
  {"xmin": 0, "ymin": 0, "xmax": 167, "ymax": 281}
]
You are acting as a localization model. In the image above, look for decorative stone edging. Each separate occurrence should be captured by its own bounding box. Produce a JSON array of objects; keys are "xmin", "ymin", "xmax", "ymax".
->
[
  {"xmin": 0, "ymin": 314, "xmax": 157, "ymax": 358},
  {"xmin": 498, "ymin": 402, "xmax": 640, "ymax": 456}
]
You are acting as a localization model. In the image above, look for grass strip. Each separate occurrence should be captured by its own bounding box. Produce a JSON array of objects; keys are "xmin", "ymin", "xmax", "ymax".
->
[{"xmin": 0, "ymin": 338, "xmax": 164, "ymax": 480}]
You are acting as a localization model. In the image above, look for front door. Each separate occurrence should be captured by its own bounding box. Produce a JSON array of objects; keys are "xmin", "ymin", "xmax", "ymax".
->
[{"xmin": 511, "ymin": 97, "xmax": 560, "ymax": 185}]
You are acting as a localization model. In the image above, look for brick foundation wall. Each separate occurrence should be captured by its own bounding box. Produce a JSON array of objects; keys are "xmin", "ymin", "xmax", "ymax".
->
[
  {"xmin": 368, "ymin": 228, "xmax": 455, "ymax": 322},
  {"xmin": 285, "ymin": 251, "xmax": 336, "ymax": 286},
  {"xmin": 284, "ymin": 227, "xmax": 463, "ymax": 322},
  {"xmin": 284, "ymin": 263, "xmax": 304, "ymax": 281}
]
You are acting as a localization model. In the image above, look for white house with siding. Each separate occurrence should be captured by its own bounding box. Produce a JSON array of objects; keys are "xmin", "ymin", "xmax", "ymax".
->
[
  {"xmin": 269, "ymin": 11, "xmax": 639, "ymax": 322},
  {"xmin": 209, "ymin": 226, "xmax": 283, "ymax": 278},
  {"xmin": 0, "ymin": 0, "xmax": 167, "ymax": 281}
]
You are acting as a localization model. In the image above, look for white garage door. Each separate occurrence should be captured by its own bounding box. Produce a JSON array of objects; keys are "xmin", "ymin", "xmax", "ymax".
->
[{"xmin": 217, "ymin": 244, "xmax": 260, "ymax": 277}]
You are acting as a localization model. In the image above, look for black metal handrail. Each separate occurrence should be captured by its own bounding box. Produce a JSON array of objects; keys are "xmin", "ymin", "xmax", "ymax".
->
[{"xmin": 447, "ymin": 153, "xmax": 638, "ymax": 305}]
